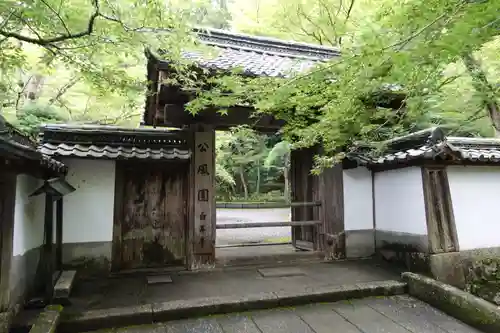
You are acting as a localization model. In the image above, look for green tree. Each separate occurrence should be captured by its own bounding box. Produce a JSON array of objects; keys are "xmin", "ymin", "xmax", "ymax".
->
[
  {"xmin": 264, "ymin": 141, "xmax": 291, "ymax": 200},
  {"xmin": 190, "ymin": 0, "xmax": 500, "ymax": 169}
]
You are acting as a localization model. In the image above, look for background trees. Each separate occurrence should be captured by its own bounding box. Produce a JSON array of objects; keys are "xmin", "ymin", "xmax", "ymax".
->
[{"xmin": 1, "ymin": 0, "xmax": 498, "ymax": 200}]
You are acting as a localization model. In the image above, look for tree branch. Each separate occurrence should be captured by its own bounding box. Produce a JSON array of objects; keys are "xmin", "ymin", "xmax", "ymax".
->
[
  {"xmin": 0, "ymin": 0, "xmax": 100, "ymax": 46},
  {"xmin": 40, "ymin": 0, "xmax": 72, "ymax": 35}
]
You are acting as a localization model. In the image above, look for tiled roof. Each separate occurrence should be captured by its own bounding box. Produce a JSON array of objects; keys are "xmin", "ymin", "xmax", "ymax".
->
[
  {"xmin": 0, "ymin": 116, "xmax": 67, "ymax": 174},
  {"xmin": 348, "ymin": 127, "xmax": 500, "ymax": 166},
  {"xmin": 38, "ymin": 124, "xmax": 191, "ymax": 161},
  {"xmin": 39, "ymin": 143, "xmax": 190, "ymax": 160},
  {"xmin": 155, "ymin": 28, "xmax": 340, "ymax": 77}
]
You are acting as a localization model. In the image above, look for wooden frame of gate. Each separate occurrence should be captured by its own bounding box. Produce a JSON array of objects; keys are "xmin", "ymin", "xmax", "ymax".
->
[{"xmin": 189, "ymin": 127, "xmax": 346, "ymax": 270}]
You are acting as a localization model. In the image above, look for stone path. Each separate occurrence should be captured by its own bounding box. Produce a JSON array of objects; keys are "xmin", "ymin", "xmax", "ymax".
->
[
  {"xmin": 91, "ymin": 295, "xmax": 482, "ymax": 333},
  {"xmin": 216, "ymin": 208, "xmax": 291, "ymax": 246}
]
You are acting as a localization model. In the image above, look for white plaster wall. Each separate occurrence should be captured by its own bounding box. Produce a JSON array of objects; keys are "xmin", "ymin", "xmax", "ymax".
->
[
  {"xmin": 374, "ymin": 167, "xmax": 427, "ymax": 235},
  {"xmin": 13, "ymin": 175, "xmax": 45, "ymax": 256},
  {"xmin": 343, "ymin": 167, "xmax": 373, "ymax": 230},
  {"xmin": 62, "ymin": 159, "xmax": 116, "ymax": 244},
  {"xmin": 447, "ymin": 166, "xmax": 500, "ymax": 251}
]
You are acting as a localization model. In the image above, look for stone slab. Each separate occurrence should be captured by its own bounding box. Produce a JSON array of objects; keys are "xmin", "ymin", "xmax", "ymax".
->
[
  {"xmin": 165, "ymin": 318, "xmax": 223, "ymax": 333},
  {"xmin": 251, "ymin": 309, "xmax": 314, "ymax": 333},
  {"xmin": 295, "ymin": 304, "xmax": 363, "ymax": 333},
  {"xmin": 146, "ymin": 275, "xmax": 173, "ymax": 285},
  {"xmin": 59, "ymin": 305, "xmax": 153, "ymax": 333},
  {"xmin": 402, "ymin": 271, "xmax": 500, "ymax": 333},
  {"xmin": 216, "ymin": 314, "xmax": 262, "ymax": 333},
  {"xmin": 29, "ymin": 306, "xmax": 62, "ymax": 333},
  {"xmin": 53, "ymin": 270, "xmax": 77, "ymax": 302},
  {"xmin": 62, "ymin": 280, "xmax": 406, "ymax": 333},
  {"xmin": 332, "ymin": 302, "xmax": 411, "ymax": 333},
  {"xmin": 257, "ymin": 267, "xmax": 305, "ymax": 278}
]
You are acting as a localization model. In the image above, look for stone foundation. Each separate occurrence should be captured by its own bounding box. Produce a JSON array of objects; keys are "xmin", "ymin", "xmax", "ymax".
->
[
  {"xmin": 429, "ymin": 247, "xmax": 500, "ymax": 305},
  {"xmin": 345, "ymin": 229, "xmax": 375, "ymax": 258},
  {"xmin": 9, "ymin": 246, "xmax": 43, "ymax": 309},
  {"xmin": 375, "ymin": 230, "xmax": 430, "ymax": 273},
  {"xmin": 61, "ymin": 242, "xmax": 112, "ymax": 276}
]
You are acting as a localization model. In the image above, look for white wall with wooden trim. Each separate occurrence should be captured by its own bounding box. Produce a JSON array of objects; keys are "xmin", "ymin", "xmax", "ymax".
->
[
  {"xmin": 10, "ymin": 174, "xmax": 46, "ymax": 309},
  {"xmin": 374, "ymin": 167, "xmax": 428, "ymax": 251},
  {"xmin": 13, "ymin": 175, "xmax": 45, "ymax": 256},
  {"xmin": 342, "ymin": 167, "xmax": 374, "ymax": 258},
  {"xmin": 447, "ymin": 165, "xmax": 500, "ymax": 251},
  {"xmin": 60, "ymin": 158, "xmax": 116, "ymax": 266}
]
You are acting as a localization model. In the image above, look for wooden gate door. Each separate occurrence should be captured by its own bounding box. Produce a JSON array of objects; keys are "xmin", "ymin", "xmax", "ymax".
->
[
  {"xmin": 117, "ymin": 162, "xmax": 188, "ymax": 270},
  {"xmin": 290, "ymin": 149, "xmax": 316, "ymax": 251}
]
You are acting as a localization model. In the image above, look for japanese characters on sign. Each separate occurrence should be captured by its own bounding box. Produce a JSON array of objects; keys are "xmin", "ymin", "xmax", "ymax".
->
[{"xmin": 194, "ymin": 131, "xmax": 214, "ymax": 254}]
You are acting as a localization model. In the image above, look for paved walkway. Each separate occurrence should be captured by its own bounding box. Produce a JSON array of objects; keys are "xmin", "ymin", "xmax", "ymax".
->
[
  {"xmin": 216, "ymin": 208, "xmax": 291, "ymax": 246},
  {"xmin": 89, "ymin": 295, "xmax": 481, "ymax": 333},
  {"xmin": 70, "ymin": 260, "xmax": 399, "ymax": 311}
]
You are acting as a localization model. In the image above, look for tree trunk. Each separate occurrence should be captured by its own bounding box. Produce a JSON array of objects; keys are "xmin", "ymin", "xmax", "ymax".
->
[
  {"xmin": 283, "ymin": 167, "xmax": 290, "ymax": 201},
  {"xmin": 255, "ymin": 162, "xmax": 260, "ymax": 195},
  {"xmin": 239, "ymin": 166, "xmax": 248, "ymax": 200},
  {"xmin": 462, "ymin": 52, "xmax": 500, "ymax": 137}
]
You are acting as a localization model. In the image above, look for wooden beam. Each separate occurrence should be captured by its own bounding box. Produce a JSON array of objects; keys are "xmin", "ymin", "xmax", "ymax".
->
[
  {"xmin": 216, "ymin": 201, "xmax": 321, "ymax": 209},
  {"xmin": 216, "ymin": 221, "xmax": 322, "ymax": 229},
  {"xmin": 155, "ymin": 104, "xmax": 284, "ymax": 132}
]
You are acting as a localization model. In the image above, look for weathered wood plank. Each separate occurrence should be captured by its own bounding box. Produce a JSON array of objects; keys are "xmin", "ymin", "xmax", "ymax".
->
[
  {"xmin": 216, "ymin": 221, "xmax": 322, "ymax": 229},
  {"xmin": 112, "ymin": 163, "xmax": 126, "ymax": 271},
  {"xmin": 118, "ymin": 162, "xmax": 188, "ymax": 270},
  {"xmin": 421, "ymin": 167, "xmax": 458, "ymax": 254},
  {"xmin": 320, "ymin": 163, "xmax": 345, "ymax": 259}
]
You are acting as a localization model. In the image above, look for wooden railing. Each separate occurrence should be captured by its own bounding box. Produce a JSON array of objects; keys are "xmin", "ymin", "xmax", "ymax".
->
[
  {"xmin": 216, "ymin": 220, "xmax": 321, "ymax": 229},
  {"xmin": 216, "ymin": 201, "xmax": 321, "ymax": 209},
  {"xmin": 215, "ymin": 201, "xmax": 321, "ymax": 230}
]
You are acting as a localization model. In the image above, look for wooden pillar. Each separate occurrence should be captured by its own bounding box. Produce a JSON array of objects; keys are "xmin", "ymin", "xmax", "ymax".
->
[
  {"xmin": 320, "ymin": 164, "xmax": 345, "ymax": 260},
  {"xmin": 55, "ymin": 198, "xmax": 63, "ymax": 271},
  {"xmin": 43, "ymin": 194, "xmax": 55, "ymax": 302},
  {"xmin": 189, "ymin": 126, "xmax": 216, "ymax": 269},
  {"xmin": 0, "ymin": 173, "xmax": 16, "ymax": 311}
]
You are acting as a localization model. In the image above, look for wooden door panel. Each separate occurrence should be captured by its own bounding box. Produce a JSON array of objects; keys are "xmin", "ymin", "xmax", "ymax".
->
[
  {"xmin": 291, "ymin": 149, "xmax": 315, "ymax": 251},
  {"xmin": 120, "ymin": 163, "xmax": 187, "ymax": 270}
]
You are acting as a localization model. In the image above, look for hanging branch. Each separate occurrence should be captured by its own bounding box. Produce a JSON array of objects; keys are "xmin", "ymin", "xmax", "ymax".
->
[{"xmin": 0, "ymin": 0, "xmax": 100, "ymax": 47}]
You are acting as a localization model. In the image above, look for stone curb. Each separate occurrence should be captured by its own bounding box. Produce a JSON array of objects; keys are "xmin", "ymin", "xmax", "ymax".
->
[
  {"xmin": 402, "ymin": 272, "xmax": 500, "ymax": 333},
  {"xmin": 58, "ymin": 280, "xmax": 406, "ymax": 333},
  {"xmin": 29, "ymin": 305, "xmax": 62, "ymax": 333}
]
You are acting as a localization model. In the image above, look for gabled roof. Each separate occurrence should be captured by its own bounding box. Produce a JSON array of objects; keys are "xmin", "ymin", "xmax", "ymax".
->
[
  {"xmin": 153, "ymin": 28, "xmax": 340, "ymax": 77},
  {"xmin": 348, "ymin": 127, "xmax": 500, "ymax": 167},
  {"xmin": 38, "ymin": 124, "xmax": 191, "ymax": 160},
  {"xmin": 0, "ymin": 116, "xmax": 67, "ymax": 174}
]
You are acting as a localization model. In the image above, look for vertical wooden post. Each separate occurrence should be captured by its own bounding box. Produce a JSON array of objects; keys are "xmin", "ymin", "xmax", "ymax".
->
[
  {"xmin": 190, "ymin": 126, "xmax": 216, "ymax": 268},
  {"xmin": 55, "ymin": 198, "xmax": 63, "ymax": 271},
  {"xmin": 0, "ymin": 173, "xmax": 16, "ymax": 311},
  {"xmin": 43, "ymin": 193, "xmax": 54, "ymax": 302}
]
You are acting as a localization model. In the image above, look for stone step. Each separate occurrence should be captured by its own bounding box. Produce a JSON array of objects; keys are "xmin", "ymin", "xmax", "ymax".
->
[{"xmin": 57, "ymin": 280, "xmax": 407, "ymax": 333}]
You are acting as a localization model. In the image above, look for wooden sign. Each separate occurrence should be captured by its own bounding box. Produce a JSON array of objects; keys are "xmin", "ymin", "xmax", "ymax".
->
[{"xmin": 193, "ymin": 131, "xmax": 215, "ymax": 254}]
